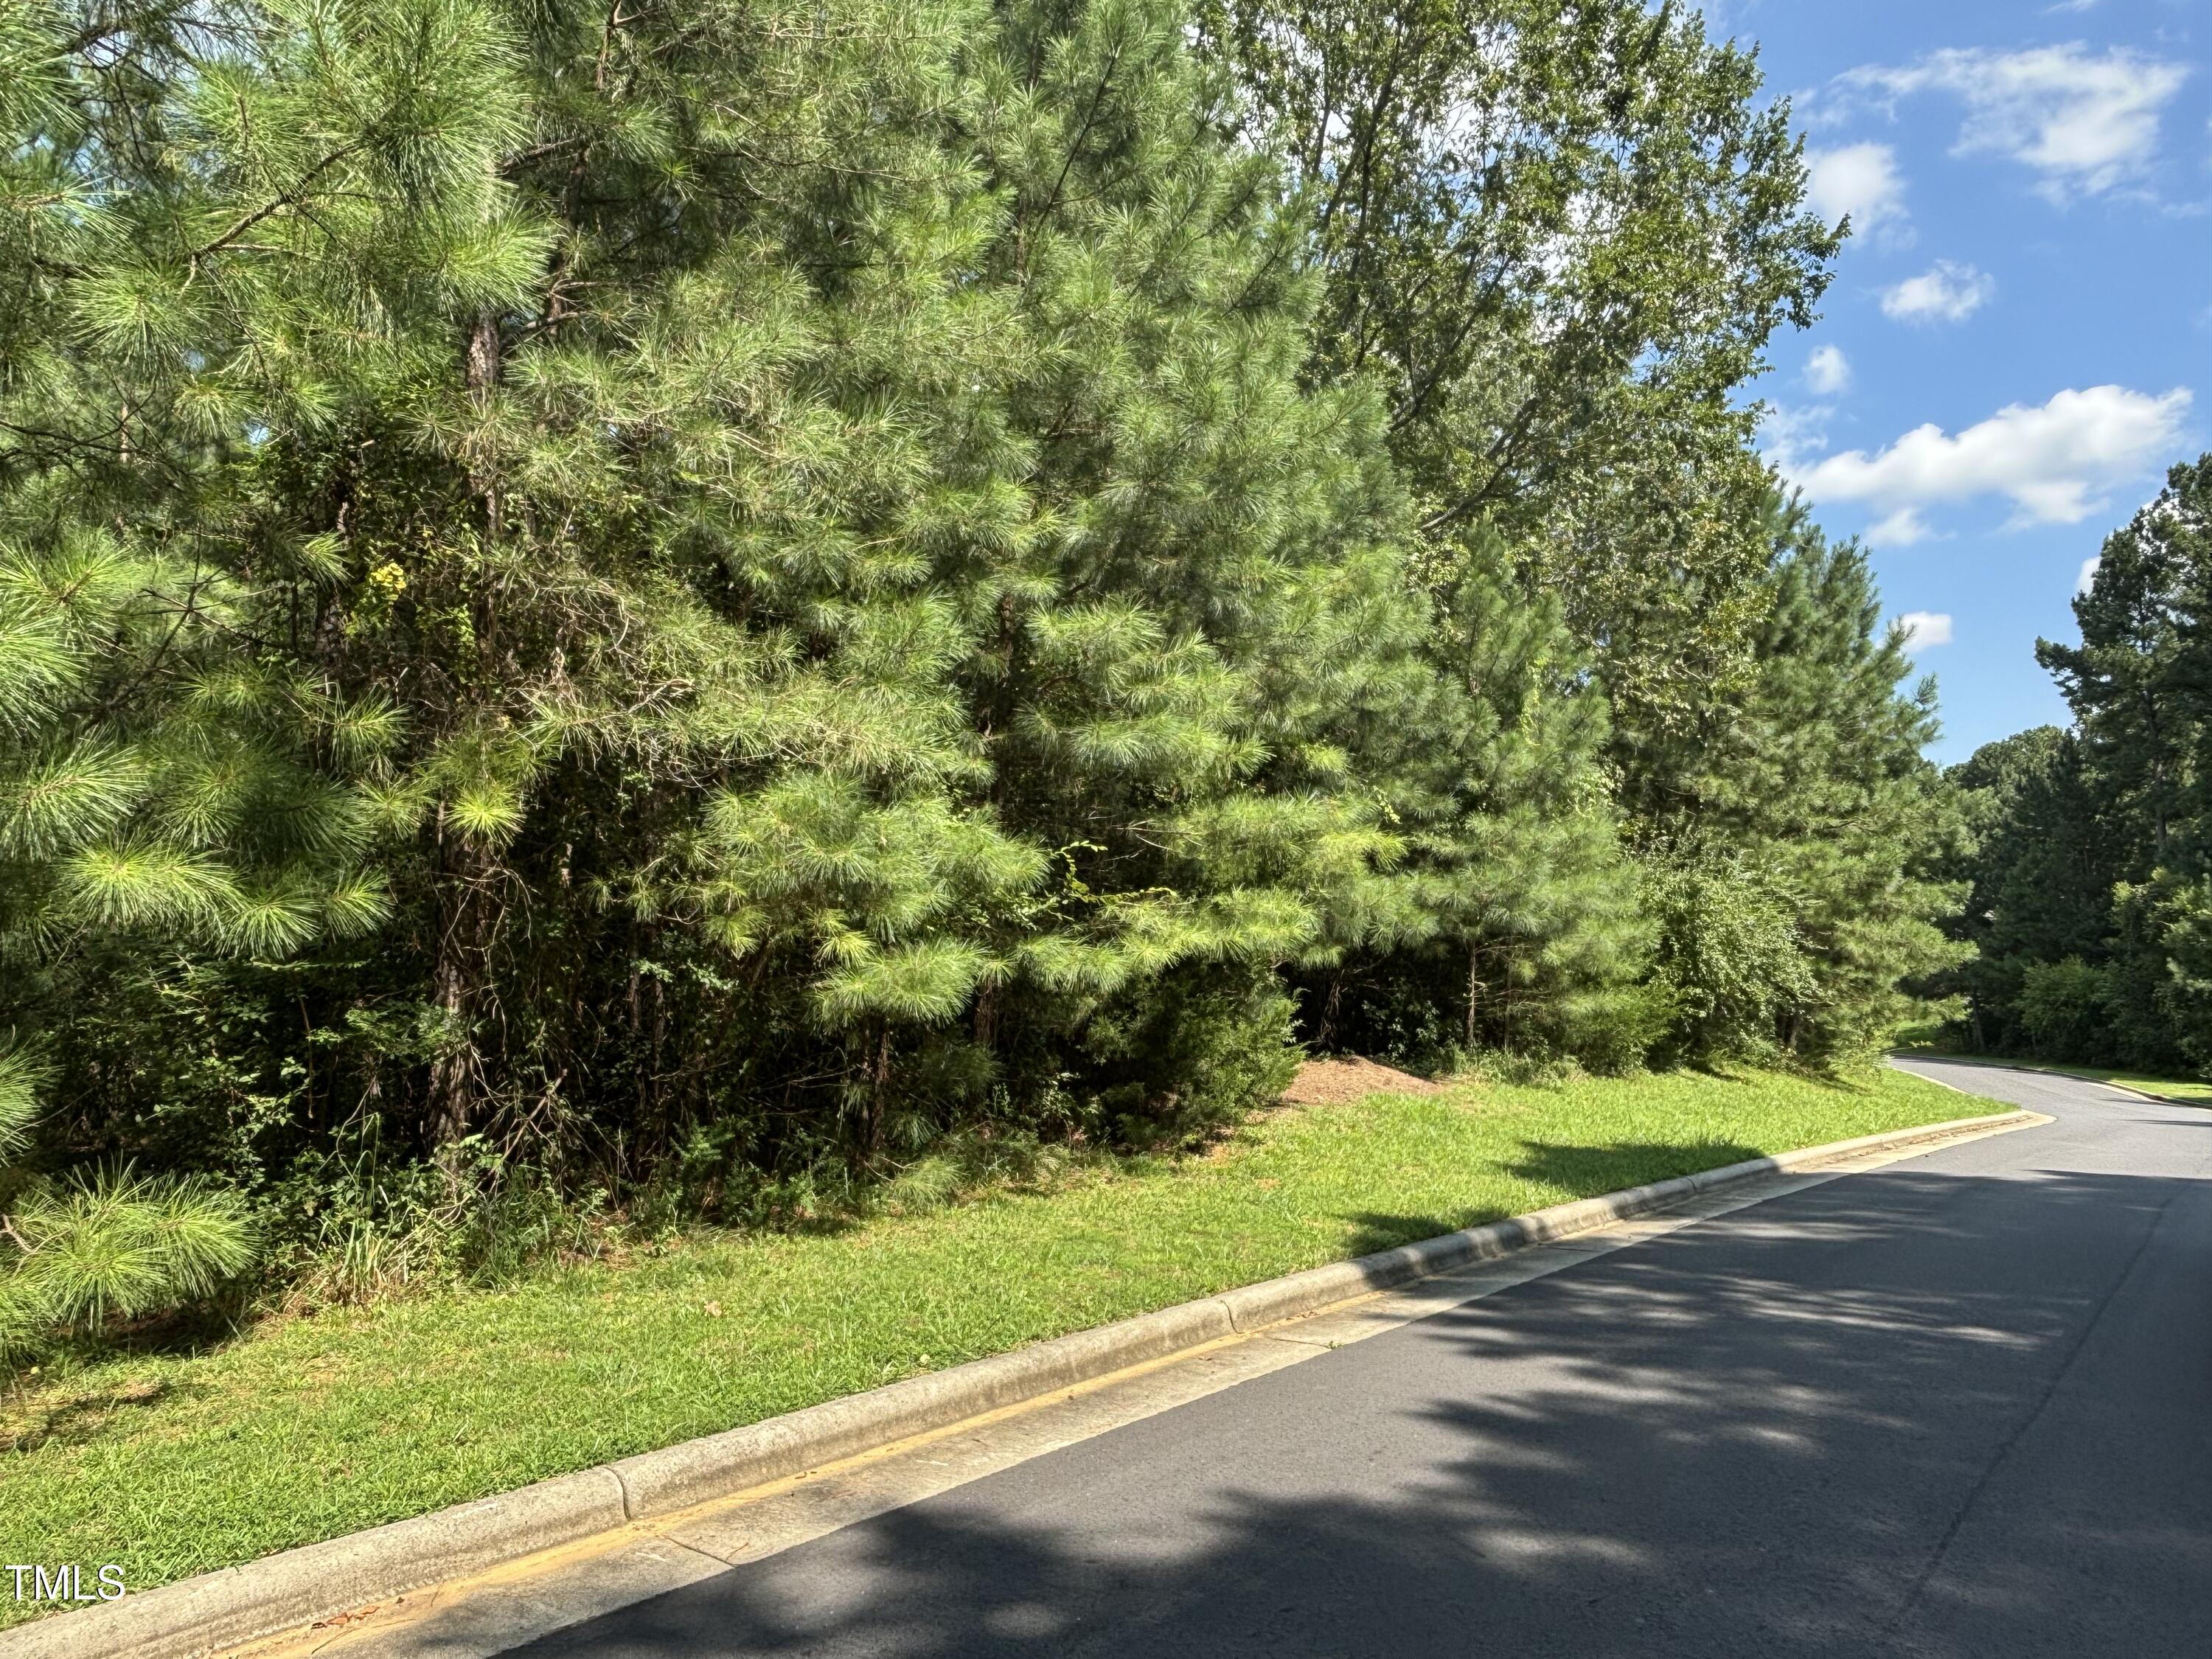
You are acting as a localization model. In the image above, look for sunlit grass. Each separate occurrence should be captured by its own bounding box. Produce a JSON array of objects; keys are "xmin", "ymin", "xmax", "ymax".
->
[{"xmin": 0, "ymin": 1063, "xmax": 1966, "ymax": 1623}]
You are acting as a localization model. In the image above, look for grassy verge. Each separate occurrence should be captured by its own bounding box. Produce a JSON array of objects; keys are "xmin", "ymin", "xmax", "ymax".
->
[
  {"xmin": 1, "ymin": 1063, "xmax": 1966, "ymax": 1624},
  {"xmin": 1896, "ymin": 1046, "xmax": 2212, "ymax": 1105}
]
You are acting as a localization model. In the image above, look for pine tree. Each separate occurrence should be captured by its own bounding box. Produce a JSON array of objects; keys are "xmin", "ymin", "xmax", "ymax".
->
[
  {"xmin": 1951, "ymin": 453, "xmax": 2212, "ymax": 1071},
  {"xmin": 1, "ymin": 0, "xmax": 1481, "ymax": 1172},
  {"xmin": 1632, "ymin": 494, "xmax": 1969, "ymax": 1063},
  {"xmin": 0, "ymin": 0, "xmax": 413, "ymax": 1259},
  {"xmin": 1297, "ymin": 538, "xmax": 1649, "ymax": 1070}
]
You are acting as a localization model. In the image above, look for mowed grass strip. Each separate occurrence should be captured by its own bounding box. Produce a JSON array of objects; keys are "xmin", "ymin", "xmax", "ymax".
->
[{"xmin": 0, "ymin": 1064, "xmax": 1966, "ymax": 1621}]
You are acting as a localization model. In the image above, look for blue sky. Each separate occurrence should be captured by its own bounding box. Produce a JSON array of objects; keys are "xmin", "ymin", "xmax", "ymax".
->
[{"xmin": 1714, "ymin": 0, "xmax": 2210, "ymax": 763}]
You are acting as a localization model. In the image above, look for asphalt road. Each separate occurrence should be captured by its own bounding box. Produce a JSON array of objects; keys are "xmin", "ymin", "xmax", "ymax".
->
[{"xmin": 503, "ymin": 1060, "xmax": 2212, "ymax": 1658}]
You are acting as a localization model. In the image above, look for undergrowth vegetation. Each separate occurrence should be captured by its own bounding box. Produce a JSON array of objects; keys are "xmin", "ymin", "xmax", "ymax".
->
[{"xmin": 0, "ymin": 1060, "xmax": 1966, "ymax": 1619}]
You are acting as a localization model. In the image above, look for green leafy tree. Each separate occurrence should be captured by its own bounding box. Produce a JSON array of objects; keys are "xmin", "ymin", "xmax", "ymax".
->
[
  {"xmin": 1941, "ymin": 727, "xmax": 2126, "ymax": 1056},
  {"xmin": 1194, "ymin": 0, "xmax": 1841, "ymax": 734},
  {"xmin": 2013, "ymin": 958, "xmax": 2111, "ymax": 1063}
]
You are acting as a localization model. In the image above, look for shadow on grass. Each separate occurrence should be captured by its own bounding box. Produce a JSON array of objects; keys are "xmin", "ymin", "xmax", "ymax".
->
[
  {"xmin": 1, "ymin": 1374, "xmax": 180, "ymax": 1454},
  {"xmin": 1334, "ymin": 1140, "xmax": 1767, "ymax": 1259},
  {"xmin": 1506, "ymin": 1137, "xmax": 1768, "ymax": 1195},
  {"xmin": 1686, "ymin": 1059, "xmax": 1878, "ymax": 1093},
  {"xmin": 1335, "ymin": 1208, "xmax": 1513, "ymax": 1256}
]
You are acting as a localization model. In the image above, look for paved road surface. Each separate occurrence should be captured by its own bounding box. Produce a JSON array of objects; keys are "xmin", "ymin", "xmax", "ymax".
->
[{"xmin": 488, "ymin": 1060, "xmax": 2210, "ymax": 1658}]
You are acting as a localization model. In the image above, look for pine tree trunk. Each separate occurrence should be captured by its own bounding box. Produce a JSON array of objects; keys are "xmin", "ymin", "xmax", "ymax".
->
[
  {"xmin": 423, "ymin": 310, "xmax": 508, "ymax": 1149},
  {"xmin": 425, "ymin": 838, "xmax": 495, "ymax": 1147},
  {"xmin": 1464, "ymin": 943, "xmax": 1481, "ymax": 1051},
  {"xmin": 465, "ymin": 310, "xmax": 503, "ymax": 537},
  {"xmin": 863, "ymin": 1024, "xmax": 891, "ymax": 1164}
]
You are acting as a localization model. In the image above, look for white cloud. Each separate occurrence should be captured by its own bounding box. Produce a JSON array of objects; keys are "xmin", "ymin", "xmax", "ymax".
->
[
  {"xmin": 1896, "ymin": 611, "xmax": 1953, "ymax": 650},
  {"xmin": 1790, "ymin": 384, "xmax": 2193, "ymax": 532},
  {"xmin": 2077, "ymin": 555, "xmax": 2101, "ymax": 594},
  {"xmin": 1832, "ymin": 46, "xmax": 2190, "ymax": 202},
  {"xmin": 1804, "ymin": 344, "xmax": 1851, "ymax": 395},
  {"xmin": 1805, "ymin": 143, "xmax": 1910, "ymax": 244},
  {"xmin": 1867, "ymin": 509, "xmax": 1933, "ymax": 549},
  {"xmin": 1881, "ymin": 261, "xmax": 1995, "ymax": 324}
]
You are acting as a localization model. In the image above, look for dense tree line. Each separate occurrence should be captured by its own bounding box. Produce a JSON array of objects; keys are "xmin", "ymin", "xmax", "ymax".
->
[
  {"xmin": 1947, "ymin": 456, "xmax": 2212, "ymax": 1071},
  {"xmin": 0, "ymin": 0, "xmax": 1965, "ymax": 1343}
]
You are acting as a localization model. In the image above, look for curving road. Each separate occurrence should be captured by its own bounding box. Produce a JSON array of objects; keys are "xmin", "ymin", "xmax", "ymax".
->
[{"xmin": 372, "ymin": 1061, "xmax": 2212, "ymax": 1658}]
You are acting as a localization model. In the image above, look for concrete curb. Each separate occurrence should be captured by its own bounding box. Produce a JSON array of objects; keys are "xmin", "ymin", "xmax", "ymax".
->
[{"xmin": 1, "ymin": 1105, "xmax": 2037, "ymax": 1659}]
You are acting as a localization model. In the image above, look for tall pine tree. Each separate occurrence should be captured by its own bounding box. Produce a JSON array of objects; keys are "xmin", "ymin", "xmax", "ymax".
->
[
  {"xmin": 1632, "ymin": 495, "xmax": 1969, "ymax": 1063},
  {"xmin": 1952, "ymin": 454, "xmax": 2212, "ymax": 1071}
]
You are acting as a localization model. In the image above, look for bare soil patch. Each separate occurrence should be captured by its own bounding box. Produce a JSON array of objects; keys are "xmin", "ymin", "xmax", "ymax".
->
[{"xmin": 1279, "ymin": 1054, "xmax": 1445, "ymax": 1106}]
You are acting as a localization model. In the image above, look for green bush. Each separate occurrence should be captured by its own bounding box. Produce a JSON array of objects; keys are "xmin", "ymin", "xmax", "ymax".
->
[
  {"xmin": 2015, "ymin": 957, "xmax": 2112, "ymax": 1063},
  {"xmin": 1644, "ymin": 855, "xmax": 1812, "ymax": 1064},
  {"xmin": 1080, "ymin": 967, "xmax": 1304, "ymax": 1147}
]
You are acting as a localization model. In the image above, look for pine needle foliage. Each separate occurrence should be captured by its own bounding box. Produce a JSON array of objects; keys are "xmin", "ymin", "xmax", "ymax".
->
[
  {"xmin": 0, "ymin": 0, "xmax": 1457, "ymax": 1177},
  {"xmin": 0, "ymin": 1042, "xmax": 256, "ymax": 1359},
  {"xmin": 1629, "ymin": 494, "xmax": 1972, "ymax": 1065},
  {"xmin": 0, "ymin": 0, "xmax": 1967, "ymax": 1276},
  {"xmin": 1949, "ymin": 456, "xmax": 2212, "ymax": 1071}
]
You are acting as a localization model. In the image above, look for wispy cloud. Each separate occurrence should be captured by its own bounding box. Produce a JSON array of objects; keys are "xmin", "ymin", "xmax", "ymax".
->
[
  {"xmin": 1881, "ymin": 261, "xmax": 1995, "ymax": 324},
  {"xmin": 1804, "ymin": 344, "xmax": 1852, "ymax": 394},
  {"xmin": 1823, "ymin": 45, "xmax": 2190, "ymax": 203},
  {"xmin": 1789, "ymin": 384, "xmax": 2193, "ymax": 535},
  {"xmin": 1866, "ymin": 509, "xmax": 1933, "ymax": 549},
  {"xmin": 1758, "ymin": 400, "xmax": 1834, "ymax": 477}
]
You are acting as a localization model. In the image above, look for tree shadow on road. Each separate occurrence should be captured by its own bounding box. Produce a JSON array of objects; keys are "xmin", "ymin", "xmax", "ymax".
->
[{"xmin": 495, "ymin": 1166, "xmax": 2212, "ymax": 1659}]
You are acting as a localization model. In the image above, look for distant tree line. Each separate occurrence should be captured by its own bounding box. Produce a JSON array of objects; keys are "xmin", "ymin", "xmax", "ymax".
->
[
  {"xmin": 1946, "ymin": 456, "xmax": 2212, "ymax": 1071},
  {"xmin": 0, "ymin": 0, "xmax": 1967, "ymax": 1340}
]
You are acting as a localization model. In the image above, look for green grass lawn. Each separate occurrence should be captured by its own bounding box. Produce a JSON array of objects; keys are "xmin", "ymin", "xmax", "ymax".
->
[
  {"xmin": 0, "ymin": 1063, "xmax": 1969, "ymax": 1624},
  {"xmin": 1895, "ymin": 1046, "xmax": 2212, "ymax": 1106}
]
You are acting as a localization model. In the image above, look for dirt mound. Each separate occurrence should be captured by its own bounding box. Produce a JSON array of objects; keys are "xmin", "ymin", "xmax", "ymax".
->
[{"xmin": 1279, "ymin": 1054, "xmax": 1446, "ymax": 1105}]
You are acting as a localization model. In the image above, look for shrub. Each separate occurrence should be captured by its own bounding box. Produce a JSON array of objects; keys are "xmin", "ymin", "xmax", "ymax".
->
[{"xmin": 2015, "ymin": 957, "xmax": 2112, "ymax": 1063}]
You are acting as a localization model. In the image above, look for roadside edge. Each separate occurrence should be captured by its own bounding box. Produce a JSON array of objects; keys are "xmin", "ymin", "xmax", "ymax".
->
[
  {"xmin": 1890, "ymin": 1050, "xmax": 2204, "ymax": 1107},
  {"xmin": 0, "ymin": 1105, "xmax": 2041, "ymax": 1659}
]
